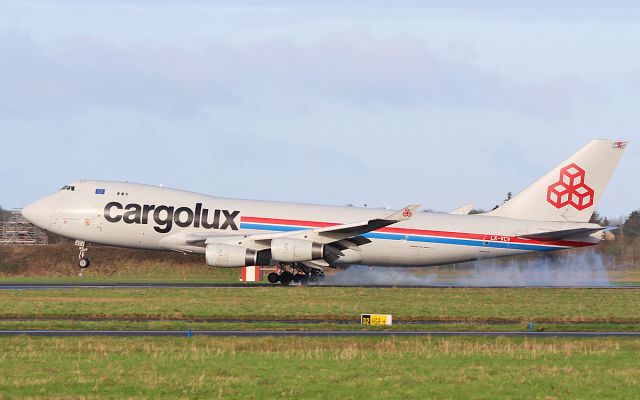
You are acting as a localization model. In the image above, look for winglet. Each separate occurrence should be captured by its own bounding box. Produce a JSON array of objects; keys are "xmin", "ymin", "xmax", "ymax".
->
[{"xmin": 384, "ymin": 204, "xmax": 420, "ymax": 221}]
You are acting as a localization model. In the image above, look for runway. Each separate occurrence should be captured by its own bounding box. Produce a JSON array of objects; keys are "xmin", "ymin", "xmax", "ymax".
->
[
  {"xmin": 1, "ymin": 329, "xmax": 639, "ymax": 337},
  {"xmin": 1, "ymin": 283, "xmax": 639, "ymax": 290}
]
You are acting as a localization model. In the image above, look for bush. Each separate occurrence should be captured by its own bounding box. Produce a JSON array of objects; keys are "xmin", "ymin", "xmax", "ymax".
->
[{"xmin": 0, "ymin": 262, "xmax": 22, "ymax": 275}]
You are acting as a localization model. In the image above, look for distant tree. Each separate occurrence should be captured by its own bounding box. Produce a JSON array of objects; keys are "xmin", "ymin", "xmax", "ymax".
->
[
  {"xmin": 0, "ymin": 206, "xmax": 10, "ymax": 222},
  {"xmin": 469, "ymin": 209, "xmax": 487, "ymax": 215},
  {"xmin": 623, "ymin": 210, "xmax": 640, "ymax": 237},
  {"xmin": 491, "ymin": 192, "xmax": 513, "ymax": 211},
  {"xmin": 589, "ymin": 210, "xmax": 603, "ymax": 225}
]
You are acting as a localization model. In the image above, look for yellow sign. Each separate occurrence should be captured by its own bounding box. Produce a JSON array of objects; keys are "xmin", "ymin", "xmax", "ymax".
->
[{"xmin": 360, "ymin": 314, "xmax": 392, "ymax": 326}]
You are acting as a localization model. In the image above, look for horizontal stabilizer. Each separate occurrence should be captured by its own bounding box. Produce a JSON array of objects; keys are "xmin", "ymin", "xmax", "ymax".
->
[
  {"xmin": 519, "ymin": 228, "xmax": 603, "ymax": 241},
  {"xmin": 450, "ymin": 204, "xmax": 475, "ymax": 215}
]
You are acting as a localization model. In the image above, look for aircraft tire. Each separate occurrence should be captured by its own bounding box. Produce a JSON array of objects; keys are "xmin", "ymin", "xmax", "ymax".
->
[
  {"xmin": 280, "ymin": 271, "xmax": 293, "ymax": 285},
  {"xmin": 267, "ymin": 272, "xmax": 280, "ymax": 284},
  {"xmin": 78, "ymin": 258, "xmax": 91, "ymax": 269}
]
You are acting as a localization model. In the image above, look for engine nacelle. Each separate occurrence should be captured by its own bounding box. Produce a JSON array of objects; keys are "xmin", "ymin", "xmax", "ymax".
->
[
  {"xmin": 270, "ymin": 238, "xmax": 324, "ymax": 262},
  {"xmin": 206, "ymin": 243, "xmax": 269, "ymax": 268}
]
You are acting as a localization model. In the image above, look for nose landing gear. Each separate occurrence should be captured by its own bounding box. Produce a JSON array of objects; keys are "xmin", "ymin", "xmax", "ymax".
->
[{"xmin": 75, "ymin": 240, "xmax": 90, "ymax": 274}]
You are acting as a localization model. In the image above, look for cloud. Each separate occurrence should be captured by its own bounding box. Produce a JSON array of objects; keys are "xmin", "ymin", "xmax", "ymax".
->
[{"xmin": 0, "ymin": 30, "xmax": 585, "ymax": 120}]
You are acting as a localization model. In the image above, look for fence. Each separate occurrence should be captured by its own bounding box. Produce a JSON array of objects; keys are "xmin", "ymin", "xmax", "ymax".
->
[{"xmin": 0, "ymin": 210, "xmax": 48, "ymax": 245}]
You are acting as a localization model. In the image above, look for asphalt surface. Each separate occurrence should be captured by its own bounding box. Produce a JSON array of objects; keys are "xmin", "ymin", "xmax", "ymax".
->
[
  {"xmin": 1, "ymin": 283, "xmax": 639, "ymax": 290},
  {"xmin": 0, "ymin": 329, "xmax": 639, "ymax": 337}
]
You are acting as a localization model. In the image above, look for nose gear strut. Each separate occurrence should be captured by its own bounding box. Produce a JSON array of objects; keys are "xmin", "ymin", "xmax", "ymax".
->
[{"xmin": 75, "ymin": 240, "xmax": 91, "ymax": 272}]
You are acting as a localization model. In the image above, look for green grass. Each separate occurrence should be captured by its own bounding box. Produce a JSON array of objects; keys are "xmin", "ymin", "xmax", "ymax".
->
[
  {"xmin": 0, "ymin": 244, "xmax": 241, "ymax": 283},
  {"xmin": 0, "ymin": 274, "xmax": 242, "ymax": 284},
  {"xmin": 1, "ymin": 286, "xmax": 638, "ymax": 398},
  {"xmin": 2, "ymin": 244, "xmax": 639, "ymax": 398},
  {"xmin": 0, "ymin": 287, "xmax": 638, "ymax": 323},
  {"xmin": 0, "ymin": 263, "xmax": 242, "ymax": 284},
  {"xmin": 1, "ymin": 320, "xmax": 639, "ymax": 333},
  {"xmin": 0, "ymin": 336, "xmax": 638, "ymax": 399}
]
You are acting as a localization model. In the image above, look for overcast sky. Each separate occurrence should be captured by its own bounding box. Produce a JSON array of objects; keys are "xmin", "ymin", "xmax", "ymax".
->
[{"xmin": 1, "ymin": 1, "xmax": 638, "ymax": 219}]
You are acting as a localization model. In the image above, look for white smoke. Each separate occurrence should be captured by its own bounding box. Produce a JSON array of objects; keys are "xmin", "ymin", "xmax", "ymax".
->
[
  {"xmin": 317, "ymin": 265, "xmax": 440, "ymax": 286},
  {"xmin": 453, "ymin": 250, "xmax": 611, "ymax": 287},
  {"xmin": 317, "ymin": 250, "xmax": 612, "ymax": 287}
]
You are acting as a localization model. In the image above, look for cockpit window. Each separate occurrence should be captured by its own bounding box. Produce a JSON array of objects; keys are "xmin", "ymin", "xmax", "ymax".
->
[{"xmin": 59, "ymin": 185, "xmax": 75, "ymax": 191}]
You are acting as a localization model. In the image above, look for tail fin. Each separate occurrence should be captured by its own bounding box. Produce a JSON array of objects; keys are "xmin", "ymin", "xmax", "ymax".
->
[{"xmin": 486, "ymin": 139, "xmax": 628, "ymax": 222}]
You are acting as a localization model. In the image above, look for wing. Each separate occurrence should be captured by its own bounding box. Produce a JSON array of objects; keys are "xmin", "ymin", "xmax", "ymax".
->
[
  {"xmin": 290, "ymin": 204, "xmax": 420, "ymax": 244},
  {"xmin": 166, "ymin": 204, "xmax": 420, "ymax": 264}
]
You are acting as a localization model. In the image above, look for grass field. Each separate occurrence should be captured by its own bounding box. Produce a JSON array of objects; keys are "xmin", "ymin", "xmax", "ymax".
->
[
  {"xmin": 1, "ymin": 336, "xmax": 639, "ymax": 399},
  {"xmin": 0, "ymin": 287, "xmax": 639, "ymax": 333},
  {"xmin": 1, "ymin": 287, "xmax": 638, "ymax": 322},
  {"xmin": 0, "ymin": 287, "xmax": 638, "ymax": 398},
  {"xmin": 2, "ymin": 244, "xmax": 640, "ymax": 398}
]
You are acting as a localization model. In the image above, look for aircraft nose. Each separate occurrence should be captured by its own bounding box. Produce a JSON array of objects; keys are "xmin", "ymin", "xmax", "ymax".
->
[{"xmin": 22, "ymin": 195, "xmax": 58, "ymax": 229}]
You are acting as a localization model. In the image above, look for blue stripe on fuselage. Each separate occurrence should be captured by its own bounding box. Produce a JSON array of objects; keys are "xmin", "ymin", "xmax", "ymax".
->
[{"xmin": 239, "ymin": 222, "xmax": 566, "ymax": 252}]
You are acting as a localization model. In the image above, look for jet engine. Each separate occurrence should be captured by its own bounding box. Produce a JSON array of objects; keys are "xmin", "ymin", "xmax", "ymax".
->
[
  {"xmin": 206, "ymin": 243, "xmax": 270, "ymax": 268},
  {"xmin": 270, "ymin": 238, "xmax": 324, "ymax": 262}
]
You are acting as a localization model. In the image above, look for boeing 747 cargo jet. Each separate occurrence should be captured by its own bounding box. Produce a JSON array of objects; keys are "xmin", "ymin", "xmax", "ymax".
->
[{"xmin": 22, "ymin": 140, "xmax": 627, "ymax": 284}]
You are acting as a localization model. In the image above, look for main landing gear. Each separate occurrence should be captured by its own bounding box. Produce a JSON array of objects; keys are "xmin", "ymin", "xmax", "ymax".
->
[
  {"xmin": 267, "ymin": 263, "xmax": 324, "ymax": 286},
  {"xmin": 75, "ymin": 240, "xmax": 90, "ymax": 274}
]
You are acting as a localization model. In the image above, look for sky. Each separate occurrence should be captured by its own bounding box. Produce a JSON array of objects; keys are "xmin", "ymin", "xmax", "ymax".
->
[{"xmin": 1, "ymin": 1, "xmax": 638, "ymax": 219}]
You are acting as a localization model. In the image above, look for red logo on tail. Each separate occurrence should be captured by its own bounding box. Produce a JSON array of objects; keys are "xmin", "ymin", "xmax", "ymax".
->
[
  {"xmin": 546, "ymin": 163, "xmax": 594, "ymax": 210},
  {"xmin": 402, "ymin": 208, "xmax": 413, "ymax": 218}
]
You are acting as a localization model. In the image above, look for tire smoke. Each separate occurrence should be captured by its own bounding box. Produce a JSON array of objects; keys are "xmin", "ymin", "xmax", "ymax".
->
[{"xmin": 316, "ymin": 250, "xmax": 612, "ymax": 287}]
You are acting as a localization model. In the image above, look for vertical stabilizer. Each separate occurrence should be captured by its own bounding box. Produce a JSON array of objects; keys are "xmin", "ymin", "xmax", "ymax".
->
[{"xmin": 486, "ymin": 140, "xmax": 627, "ymax": 222}]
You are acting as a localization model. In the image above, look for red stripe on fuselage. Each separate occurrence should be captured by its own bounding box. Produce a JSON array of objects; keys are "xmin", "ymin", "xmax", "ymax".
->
[
  {"xmin": 239, "ymin": 216, "xmax": 594, "ymax": 248},
  {"xmin": 241, "ymin": 216, "xmax": 334, "ymax": 228}
]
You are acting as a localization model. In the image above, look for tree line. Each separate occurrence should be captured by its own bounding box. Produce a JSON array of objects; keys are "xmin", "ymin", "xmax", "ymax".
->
[{"xmin": 0, "ymin": 206, "xmax": 10, "ymax": 222}]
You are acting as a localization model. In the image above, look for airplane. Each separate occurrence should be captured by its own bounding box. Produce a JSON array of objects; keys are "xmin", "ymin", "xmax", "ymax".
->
[{"xmin": 22, "ymin": 139, "xmax": 627, "ymax": 285}]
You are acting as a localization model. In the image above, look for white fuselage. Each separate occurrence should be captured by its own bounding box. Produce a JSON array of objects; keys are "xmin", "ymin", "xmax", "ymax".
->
[{"xmin": 23, "ymin": 180, "xmax": 600, "ymax": 268}]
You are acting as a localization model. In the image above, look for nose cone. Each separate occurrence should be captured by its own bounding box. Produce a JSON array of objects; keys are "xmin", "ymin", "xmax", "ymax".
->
[{"xmin": 22, "ymin": 195, "xmax": 58, "ymax": 229}]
